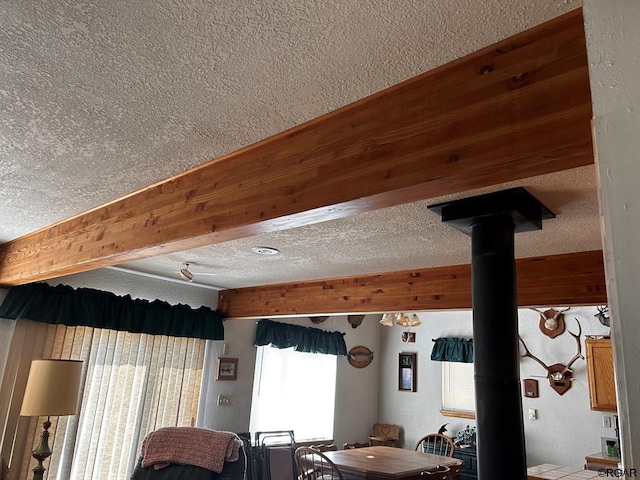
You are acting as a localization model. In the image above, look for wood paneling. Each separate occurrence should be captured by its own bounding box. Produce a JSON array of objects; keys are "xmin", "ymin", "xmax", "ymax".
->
[
  {"xmin": 217, "ymin": 250, "xmax": 606, "ymax": 318},
  {"xmin": 0, "ymin": 9, "xmax": 592, "ymax": 287}
]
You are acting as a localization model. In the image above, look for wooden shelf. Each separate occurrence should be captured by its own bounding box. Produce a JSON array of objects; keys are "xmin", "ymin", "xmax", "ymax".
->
[{"xmin": 585, "ymin": 451, "xmax": 620, "ymax": 469}]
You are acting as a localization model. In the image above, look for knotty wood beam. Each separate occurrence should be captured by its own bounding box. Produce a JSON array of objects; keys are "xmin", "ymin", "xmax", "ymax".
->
[
  {"xmin": 217, "ymin": 251, "xmax": 607, "ymax": 319},
  {"xmin": 0, "ymin": 9, "xmax": 592, "ymax": 286}
]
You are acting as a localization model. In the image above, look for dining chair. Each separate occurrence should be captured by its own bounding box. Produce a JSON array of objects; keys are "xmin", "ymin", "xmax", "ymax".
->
[
  {"xmin": 414, "ymin": 433, "xmax": 455, "ymax": 457},
  {"xmin": 368, "ymin": 423, "xmax": 400, "ymax": 447},
  {"xmin": 294, "ymin": 447, "xmax": 344, "ymax": 480},
  {"xmin": 420, "ymin": 465, "xmax": 451, "ymax": 479},
  {"xmin": 342, "ymin": 442, "xmax": 369, "ymax": 449},
  {"xmin": 414, "ymin": 434, "xmax": 461, "ymax": 479}
]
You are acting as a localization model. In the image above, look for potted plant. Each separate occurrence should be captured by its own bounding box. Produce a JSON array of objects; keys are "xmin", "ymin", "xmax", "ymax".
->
[{"xmin": 455, "ymin": 425, "xmax": 476, "ymax": 448}]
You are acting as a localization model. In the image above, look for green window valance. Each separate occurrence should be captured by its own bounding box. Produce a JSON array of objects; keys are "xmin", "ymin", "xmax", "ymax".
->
[
  {"xmin": 0, "ymin": 282, "xmax": 224, "ymax": 340},
  {"xmin": 431, "ymin": 337, "xmax": 474, "ymax": 363},
  {"xmin": 254, "ymin": 319, "xmax": 347, "ymax": 356}
]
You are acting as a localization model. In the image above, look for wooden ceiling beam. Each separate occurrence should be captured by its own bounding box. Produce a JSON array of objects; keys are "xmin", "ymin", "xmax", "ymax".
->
[
  {"xmin": 0, "ymin": 9, "xmax": 592, "ymax": 286},
  {"xmin": 217, "ymin": 250, "xmax": 607, "ymax": 319}
]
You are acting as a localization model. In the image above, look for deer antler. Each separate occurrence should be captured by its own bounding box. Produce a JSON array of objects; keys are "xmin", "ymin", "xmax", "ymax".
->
[
  {"xmin": 562, "ymin": 318, "xmax": 584, "ymax": 373},
  {"xmin": 553, "ymin": 307, "xmax": 570, "ymax": 318},
  {"xmin": 518, "ymin": 336, "xmax": 551, "ymax": 375},
  {"xmin": 529, "ymin": 307, "xmax": 569, "ymax": 319}
]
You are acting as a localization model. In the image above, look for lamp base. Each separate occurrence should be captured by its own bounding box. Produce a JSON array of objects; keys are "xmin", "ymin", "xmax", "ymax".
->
[{"xmin": 31, "ymin": 417, "xmax": 52, "ymax": 480}]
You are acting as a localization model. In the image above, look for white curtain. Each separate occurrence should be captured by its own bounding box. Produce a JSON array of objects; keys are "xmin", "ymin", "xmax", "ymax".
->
[{"xmin": 2, "ymin": 320, "xmax": 205, "ymax": 480}]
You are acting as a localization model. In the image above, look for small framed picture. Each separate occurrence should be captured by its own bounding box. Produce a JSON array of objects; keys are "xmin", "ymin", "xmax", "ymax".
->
[
  {"xmin": 215, "ymin": 357, "xmax": 238, "ymax": 381},
  {"xmin": 402, "ymin": 331, "xmax": 416, "ymax": 343},
  {"xmin": 399, "ymin": 352, "xmax": 417, "ymax": 392}
]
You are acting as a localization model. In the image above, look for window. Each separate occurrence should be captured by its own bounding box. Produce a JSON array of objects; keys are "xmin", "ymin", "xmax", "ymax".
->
[
  {"xmin": 250, "ymin": 346, "xmax": 337, "ymax": 442},
  {"xmin": 441, "ymin": 361, "xmax": 476, "ymax": 418},
  {"xmin": 8, "ymin": 322, "xmax": 205, "ymax": 480}
]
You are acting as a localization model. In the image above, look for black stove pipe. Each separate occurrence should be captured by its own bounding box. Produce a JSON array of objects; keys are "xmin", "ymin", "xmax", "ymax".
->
[
  {"xmin": 471, "ymin": 214, "xmax": 527, "ymax": 479},
  {"xmin": 429, "ymin": 187, "xmax": 554, "ymax": 480}
]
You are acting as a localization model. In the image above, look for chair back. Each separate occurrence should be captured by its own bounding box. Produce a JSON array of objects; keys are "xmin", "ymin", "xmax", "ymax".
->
[
  {"xmin": 414, "ymin": 433, "xmax": 455, "ymax": 457},
  {"xmin": 420, "ymin": 465, "xmax": 450, "ymax": 479},
  {"xmin": 369, "ymin": 423, "xmax": 400, "ymax": 447},
  {"xmin": 310, "ymin": 443, "xmax": 338, "ymax": 452},
  {"xmin": 342, "ymin": 442, "xmax": 369, "ymax": 449},
  {"xmin": 294, "ymin": 447, "xmax": 344, "ymax": 480}
]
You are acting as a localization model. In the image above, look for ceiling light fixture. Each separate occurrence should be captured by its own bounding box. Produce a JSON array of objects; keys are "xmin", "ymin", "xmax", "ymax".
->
[
  {"xmin": 251, "ymin": 246, "xmax": 280, "ymax": 256},
  {"xmin": 379, "ymin": 313, "xmax": 422, "ymax": 328}
]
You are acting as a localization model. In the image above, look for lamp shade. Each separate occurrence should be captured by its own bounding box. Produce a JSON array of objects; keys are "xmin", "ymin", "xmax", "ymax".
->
[
  {"xmin": 395, "ymin": 313, "xmax": 411, "ymax": 327},
  {"xmin": 379, "ymin": 313, "xmax": 394, "ymax": 327},
  {"xmin": 409, "ymin": 314, "xmax": 422, "ymax": 327},
  {"xmin": 20, "ymin": 359, "xmax": 83, "ymax": 417}
]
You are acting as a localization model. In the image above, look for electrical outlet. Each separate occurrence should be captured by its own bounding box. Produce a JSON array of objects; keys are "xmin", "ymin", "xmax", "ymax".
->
[
  {"xmin": 603, "ymin": 415, "xmax": 612, "ymax": 428},
  {"xmin": 217, "ymin": 395, "xmax": 231, "ymax": 406}
]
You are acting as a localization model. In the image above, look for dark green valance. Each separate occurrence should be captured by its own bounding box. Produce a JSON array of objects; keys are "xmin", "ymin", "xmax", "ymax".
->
[
  {"xmin": 0, "ymin": 282, "xmax": 224, "ymax": 340},
  {"xmin": 431, "ymin": 337, "xmax": 474, "ymax": 363},
  {"xmin": 254, "ymin": 319, "xmax": 347, "ymax": 356}
]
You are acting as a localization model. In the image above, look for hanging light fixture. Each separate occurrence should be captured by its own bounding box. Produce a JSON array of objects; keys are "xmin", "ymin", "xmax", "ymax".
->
[
  {"xmin": 379, "ymin": 312, "xmax": 422, "ymax": 327},
  {"xmin": 395, "ymin": 313, "xmax": 411, "ymax": 327},
  {"xmin": 379, "ymin": 313, "xmax": 395, "ymax": 326}
]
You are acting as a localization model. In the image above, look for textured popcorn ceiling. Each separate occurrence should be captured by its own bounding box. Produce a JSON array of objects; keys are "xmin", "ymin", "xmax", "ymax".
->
[{"xmin": 1, "ymin": 0, "xmax": 598, "ymax": 290}]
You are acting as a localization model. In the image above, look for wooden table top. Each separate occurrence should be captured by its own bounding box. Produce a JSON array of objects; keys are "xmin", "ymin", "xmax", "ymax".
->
[{"xmin": 324, "ymin": 446, "xmax": 462, "ymax": 480}]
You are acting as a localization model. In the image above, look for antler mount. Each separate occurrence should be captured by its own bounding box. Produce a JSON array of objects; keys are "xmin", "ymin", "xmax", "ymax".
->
[
  {"xmin": 519, "ymin": 318, "xmax": 584, "ymax": 395},
  {"xmin": 531, "ymin": 307, "xmax": 569, "ymax": 338}
]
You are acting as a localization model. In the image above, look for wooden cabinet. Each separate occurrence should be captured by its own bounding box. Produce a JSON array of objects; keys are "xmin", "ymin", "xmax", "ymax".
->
[
  {"xmin": 454, "ymin": 447, "xmax": 477, "ymax": 480},
  {"xmin": 585, "ymin": 338, "xmax": 617, "ymax": 412}
]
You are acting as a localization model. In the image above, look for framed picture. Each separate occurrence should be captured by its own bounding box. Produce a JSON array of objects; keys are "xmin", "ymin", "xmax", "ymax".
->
[
  {"xmin": 399, "ymin": 352, "xmax": 417, "ymax": 392},
  {"xmin": 402, "ymin": 331, "xmax": 416, "ymax": 343},
  {"xmin": 215, "ymin": 357, "xmax": 238, "ymax": 381}
]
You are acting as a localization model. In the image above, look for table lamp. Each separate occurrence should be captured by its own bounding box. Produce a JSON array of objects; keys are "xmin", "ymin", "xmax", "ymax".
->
[{"xmin": 20, "ymin": 359, "xmax": 83, "ymax": 480}]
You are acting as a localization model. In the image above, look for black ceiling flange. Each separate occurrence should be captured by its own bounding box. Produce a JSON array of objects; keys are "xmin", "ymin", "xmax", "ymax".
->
[{"xmin": 427, "ymin": 187, "xmax": 555, "ymax": 236}]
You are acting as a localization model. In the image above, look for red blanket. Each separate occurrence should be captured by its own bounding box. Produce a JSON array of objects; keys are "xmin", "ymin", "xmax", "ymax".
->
[{"xmin": 141, "ymin": 427, "xmax": 241, "ymax": 473}]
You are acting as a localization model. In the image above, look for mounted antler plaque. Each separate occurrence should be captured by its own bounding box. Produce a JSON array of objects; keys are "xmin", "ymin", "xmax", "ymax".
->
[
  {"xmin": 519, "ymin": 318, "xmax": 584, "ymax": 395},
  {"xmin": 531, "ymin": 307, "xmax": 569, "ymax": 338}
]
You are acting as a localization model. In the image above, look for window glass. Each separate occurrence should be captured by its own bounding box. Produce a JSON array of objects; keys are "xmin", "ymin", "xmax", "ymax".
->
[
  {"xmin": 250, "ymin": 346, "xmax": 337, "ymax": 442},
  {"xmin": 441, "ymin": 361, "xmax": 475, "ymax": 413}
]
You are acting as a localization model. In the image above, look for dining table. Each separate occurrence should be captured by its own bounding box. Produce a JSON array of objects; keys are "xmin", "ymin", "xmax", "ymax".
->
[{"xmin": 323, "ymin": 446, "xmax": 463, "ymax": 480}]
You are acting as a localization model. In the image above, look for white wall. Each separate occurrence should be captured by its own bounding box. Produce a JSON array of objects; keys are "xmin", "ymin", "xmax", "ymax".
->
[
  {"xmin": 378, "ymin": 307, "xmax": 612, "ymax": 468},
  {"xmin": 198, "ymin": 314, "xmax": 382, "ymax": 449}
]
